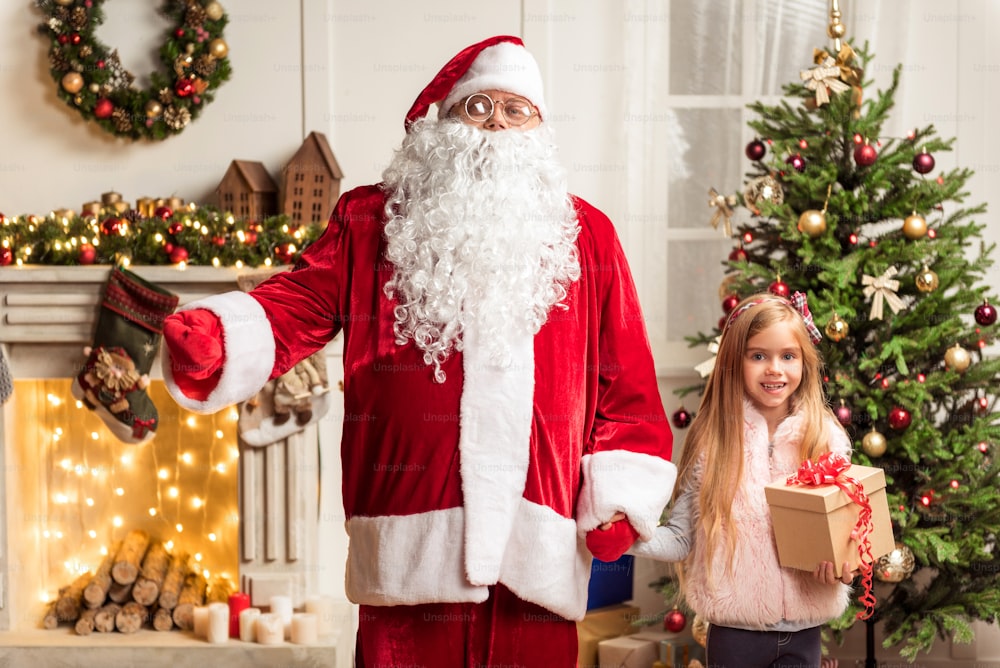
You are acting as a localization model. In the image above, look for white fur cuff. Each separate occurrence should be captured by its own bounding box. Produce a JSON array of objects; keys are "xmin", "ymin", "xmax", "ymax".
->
[{"xmin": 577, "ymin": 450, "xmax": 677, "ymax": 540}]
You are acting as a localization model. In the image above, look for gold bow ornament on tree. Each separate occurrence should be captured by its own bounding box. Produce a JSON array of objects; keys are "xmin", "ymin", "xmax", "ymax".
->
[
  {"xmin": 708, "ymin": 188, "xmax": 738, "ymax": 237},
  {"xmin": 862, "ymin": 266, "xmax": 906, "ymax": 320},
  {"xmin": 803, "ymin": 45, "xmax": 864, "ymax": 112},
  {"xmin": 694, "ymin": 336, "xmax": 722, "ymax": 378}
]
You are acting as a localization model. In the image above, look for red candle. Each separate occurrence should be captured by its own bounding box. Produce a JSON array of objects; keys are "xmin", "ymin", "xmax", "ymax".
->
[{"xmin": 229, "ymin": 592, "xmax": 251, "ymax": 638}]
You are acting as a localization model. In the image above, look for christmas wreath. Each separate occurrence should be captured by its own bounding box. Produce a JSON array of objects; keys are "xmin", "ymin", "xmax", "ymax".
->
[{"xmin": 36, "ymin": 0, "xmax": 232, "ymax": 141}]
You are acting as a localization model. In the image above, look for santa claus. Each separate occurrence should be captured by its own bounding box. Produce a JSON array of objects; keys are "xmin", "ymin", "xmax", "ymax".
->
[{"xmin": 162, "ymin": 35, "xmax": 676, "ymax": 667}]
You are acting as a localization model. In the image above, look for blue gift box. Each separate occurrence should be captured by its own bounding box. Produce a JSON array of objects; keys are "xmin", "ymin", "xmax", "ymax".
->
[{"xmin": 586, "ymin": 554, "xmax": 634, "ymax": 610}]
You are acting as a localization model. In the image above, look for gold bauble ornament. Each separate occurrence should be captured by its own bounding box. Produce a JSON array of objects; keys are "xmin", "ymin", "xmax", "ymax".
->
[
  {"xmin": 915, "ymin": 265, "xmax": 939, "ymax": 293},
  {"xmin": 944, "ymin": 343, "xmax": 972, "ymax": 373},
  {"xmin": 61, "ymin": 72, "xmax": 84, "ymax": 94},
  {"xmin": 718, "ymin": 274, "xmax": 740, "ymax": 301},
  {"xmin": 797, "ymin": 209, "xmax": 827, "ymax": 237},
  {"xmin": 145, "ymin": 100, "xmax": 163, "ymax": 118},
  {"xmin": 875, "ymin": 543, "xmax": 915, "ymax": 583},
  {"xmin": 209, "ymin": 38, "xmax": 229, "ymax": 59},
  {"xmin": 825, "ymin": 313, "xmax": 849, "ymax": 342},
  {"xmin": 743, "ymin": 175, "xmax": 784, "ymax": 214},
  {"xmin": 861, "ymin": 429, "xmax": 887, "ymax": 458},
  {"xmin": 205, "ymin": 1, "xmax": 225, "ymax": 21},
  {"xmin": 902, "ymin": 213, "xmax": 928, "ymax": 240},
  {"xmin": 691, "ymin": 614, "xmax": 709, "ymax": 647}
]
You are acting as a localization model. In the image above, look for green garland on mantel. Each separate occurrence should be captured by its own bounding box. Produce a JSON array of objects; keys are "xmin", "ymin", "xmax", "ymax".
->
[
  {"xmin": 0, "ymin": 205, "xmax": 324, "ymax": 268},
  {"xmin": 37, "ymin": 0, "xmax": 232, "ymax": 141}
]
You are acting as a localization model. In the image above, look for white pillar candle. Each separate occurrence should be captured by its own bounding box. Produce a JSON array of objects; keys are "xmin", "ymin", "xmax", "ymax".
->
[
  {"xmin": 207, "ymin": 602, "xmax": 229, "ymax": 644},
  {"xmin": 255, "ymin": 612, "xmax": 284, "ymax": 645},
  {"xmin": 290, "ymin": 612, "xmax": 318, "ymax": 645},
  {"xmin": 192, "ymin": 606, "xmax": 210, "ymax": 639},
  {"xmin": 239, "ymin": 607, "xmax": 261, "ymax": 642},
  {"xmin": 269, "ymin": 595, "xmax": 293, "ymax": 637},
  {"xmin": 304, "ymin": 595, "xmax": 336, "ymax": 638}
]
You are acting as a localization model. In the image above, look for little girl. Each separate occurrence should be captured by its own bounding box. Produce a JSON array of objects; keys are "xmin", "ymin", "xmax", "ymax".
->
[{"xmin": 631, "ymin": 293, "xmax": 853, "ymax": 668}]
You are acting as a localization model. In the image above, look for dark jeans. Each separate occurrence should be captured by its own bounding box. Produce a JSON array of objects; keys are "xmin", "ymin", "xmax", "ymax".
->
[{"xmin": 706, "ymin": 624, "xmax": 821, "ymax": 668}]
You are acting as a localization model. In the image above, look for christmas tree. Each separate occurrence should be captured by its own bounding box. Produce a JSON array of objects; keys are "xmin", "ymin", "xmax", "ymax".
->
[{"xmin": 677, "ymin": 33, "xmax": 1000, "ymax": 662}]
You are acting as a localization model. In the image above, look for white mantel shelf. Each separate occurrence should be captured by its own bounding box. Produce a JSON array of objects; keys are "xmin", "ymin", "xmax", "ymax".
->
[{"xmin": 0, "ymin": 629, "xmax": 336, "ymax": 667}]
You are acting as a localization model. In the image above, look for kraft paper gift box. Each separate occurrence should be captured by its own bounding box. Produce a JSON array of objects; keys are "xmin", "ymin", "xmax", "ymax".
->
[
  {"xmin": 598, "ymin": 635, "xmax": 658, "ymax": 668},
  {"xmin": 577, "ymin": 604, "xmax": 641, "ymax": 668},
  {"xmin": 764, "ymin": 463, "xmax": 895, "ymax": 577}
]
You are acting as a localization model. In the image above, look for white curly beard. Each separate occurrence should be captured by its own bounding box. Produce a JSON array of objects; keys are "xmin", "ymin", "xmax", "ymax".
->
[{"xmin": 382, "ymin": 118, "xmax": 581, "ymax": 382}]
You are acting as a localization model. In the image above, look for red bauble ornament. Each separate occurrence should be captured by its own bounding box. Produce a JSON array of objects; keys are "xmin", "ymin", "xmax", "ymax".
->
[
  {"xmin": 888, "ymin": 406, "xmax": 912, "ymax": 431},
  {"xmin": 913, "ymin": 151, "xmax": 935, "ymax": 174},
  {"xmin": 0, "ymin": 246, "xmax": 12, "ymax": 267},
  {"xmin": 664, "ymin": 608, "xmax": 687, "ymax": 633},
  {"xmin": 169, "ymin": 246, "xmax": 189, "ymax": 264},
  {"xmin": 155, "ymin": 206, "xmax": 174, "ymax": 220},
  {"xmin": 854, "ymin": 143, "xmax": 877, "ymax": 167},
  {"xmin": 175, "ymin": 77, "xmax": 195, "ymax": 97},
  {"xmin": 745, "ymin": 139, "xmax": 766, "ymax": 161},
  {"xmin": 836, "ymin": 403, "xmax": 853, "ymax": 427},
  {"xmin": 975, "ymin": 300, "xmax": 997, "ymax": 326},
  {"xmin": 785, "ymin": 154, "xmax": 806, "ymax": 172},
  {"xmin": 274, "ymin": 243, "xmax": 297, "ymax": 264},
  {"xmin": 212, "ymin": 236, "xmax": 227, "ymax": 247},
  {"xmin": 175, "ymin": 28, "xmax": 185, "ymax": 37},
  {"xmin": 728, "ymin": 246, "xmax": 748, "ymax": 263},
  {"xmin": 768, "ymin": 278, "xmax": 790, "ymax": 298},
  {"xmin": 77, "ymin": 244, "xmax": 96, "ymax": 265},
  {"xmin": 57, "ymin": 34, "xmax": 69, "ymax": 45},
  {"xmin": 671, "ymin": 407, "xmax": 693, "ymax": 429},
  {"xmin": 722, "ymin": 294, "xmax": 740, "ymax": 314},
  {"xmin": 71, "ymin": 33, "xmax": 81, "ymax": 45},
  {"xmin": 168, "ymin": 221, "xmax": 184, "ymax": 235},
  {"xmin": 94, "ymin": 98, "xmax": 114, "ymax": 119},
  {"xmin": 244, "ymin": 231, "xmax": 258, "ymax": 245},
  {"xmin": 100, "ymin": 217, "xmax": 122, "ymax": 235}
]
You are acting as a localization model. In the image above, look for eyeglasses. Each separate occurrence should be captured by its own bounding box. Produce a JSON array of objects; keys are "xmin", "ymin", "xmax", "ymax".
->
[{"xmin": 461, "ymin": 93, "xmax": 537, "ymax": 126}]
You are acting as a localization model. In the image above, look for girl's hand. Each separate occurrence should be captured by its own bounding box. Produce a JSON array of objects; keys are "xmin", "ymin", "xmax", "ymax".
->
[
  {"xmin": 586, "ymin": 512, "xmax": 637, "ymax": 562},
  {"xmin": 813, "ymin": 561, "xmax": 855, "ymax": 585}
]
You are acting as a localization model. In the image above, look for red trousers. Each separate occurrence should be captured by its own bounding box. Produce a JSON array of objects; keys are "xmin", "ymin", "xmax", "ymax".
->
[{"xmin": 355, "ymin": 584, "xmax": 578, "ymax": 667}]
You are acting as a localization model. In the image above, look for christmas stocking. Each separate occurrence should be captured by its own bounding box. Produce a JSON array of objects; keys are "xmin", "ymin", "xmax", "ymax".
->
[
  {"xmin": 71, "ymin": 267, "xmax": 179, "ymax": 444},
  {"xmin": 238, "ymin": 350, "xmax": 331, "ymax": 447}
]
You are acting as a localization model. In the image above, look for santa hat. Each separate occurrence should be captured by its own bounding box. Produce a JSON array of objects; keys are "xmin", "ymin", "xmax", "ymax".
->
[{"xmin": 404, "ymin": 35, "xmax": 546, "ymax": 130}]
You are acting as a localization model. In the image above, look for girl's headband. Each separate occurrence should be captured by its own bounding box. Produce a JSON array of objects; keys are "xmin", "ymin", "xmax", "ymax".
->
[{"xmin": 725, "ymin": 291, "xmax": 823, "ymax": 344}]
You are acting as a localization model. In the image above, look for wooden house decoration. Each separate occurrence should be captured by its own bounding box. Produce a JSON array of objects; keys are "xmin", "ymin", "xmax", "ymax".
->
[
  {"xmin": 215, "ymin": 160, "xmax": 279, "ymax": 221},
  {"xmin": 281, "ymin": 131, "xmax": 343, "ymax": 224}
]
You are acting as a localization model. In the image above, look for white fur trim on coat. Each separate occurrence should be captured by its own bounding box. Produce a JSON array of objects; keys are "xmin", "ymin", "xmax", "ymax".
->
[
  {"xmin": 459, "ymin": 321, "xmax": 534, "ymax": 585},
  {"xmin": 344, "ymin": 500, "xmax": 590, "ymax": 620},
  {"xmin": 162, "ymin": 291, "xmax": 276, "ymax": 414},
  {"xmin": 577, "ymin": 450, "xmax": 677, "ymax": 540}
]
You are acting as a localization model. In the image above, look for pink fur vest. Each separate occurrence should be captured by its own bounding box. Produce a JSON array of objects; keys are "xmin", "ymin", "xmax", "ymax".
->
[{"xmin": 683, "ymin": 403, "xmax": 852, "ymax": 629}]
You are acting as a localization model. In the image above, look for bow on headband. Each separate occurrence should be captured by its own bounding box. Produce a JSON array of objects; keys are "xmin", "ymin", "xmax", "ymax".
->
[{"xmin": 726, "ymin": 291, "xmax": 823, "ymax": 345}]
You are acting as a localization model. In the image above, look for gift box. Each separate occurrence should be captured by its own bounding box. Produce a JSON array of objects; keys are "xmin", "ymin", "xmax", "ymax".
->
[
  {"xmin": 765, "ymin": 463, "xmax": 895, "ymax": 576},
  {"xmin": 577, "ymin": 604, "xmax": 641, "ymax": 668},
  {"xmin": 587, "ymin": 554, "xmax": 635, "ymax": 610},
  {"xmin": 659, "ymin": 637, "xmax": 705, "ymax": 667},
  {"xmin": 597, "ymin": 635, "xmax": 658, "ymax": 668}
]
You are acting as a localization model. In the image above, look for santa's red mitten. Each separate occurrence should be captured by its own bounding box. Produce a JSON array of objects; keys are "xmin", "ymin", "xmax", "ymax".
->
[
  {"xmin": 163, "ymin": 309, "xmax": 225, "ymax": 400},
  {"xmin": 586, "ymin": 520, "xmax": 640, "ymax": 563}
]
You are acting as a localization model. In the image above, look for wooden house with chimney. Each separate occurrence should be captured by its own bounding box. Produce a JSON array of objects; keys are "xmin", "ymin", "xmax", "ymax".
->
[
  {"xmin": 215, "ymin": 160, "xmax": 279, "ymax": 221},
  {"xmin": 281, "ymin": 131, "xmax": 343, "ymax": 224}
]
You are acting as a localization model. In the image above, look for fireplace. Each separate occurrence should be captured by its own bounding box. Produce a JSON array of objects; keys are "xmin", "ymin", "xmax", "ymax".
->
[{"xmin": 0, "ymin": 266, "xmax": 352, "ymax": 667}]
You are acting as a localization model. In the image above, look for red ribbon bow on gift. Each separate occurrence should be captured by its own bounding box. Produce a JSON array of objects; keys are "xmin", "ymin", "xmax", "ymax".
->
[{"xmin": 786, "ymin": 452, "xmax": 877, "ymax": 620}]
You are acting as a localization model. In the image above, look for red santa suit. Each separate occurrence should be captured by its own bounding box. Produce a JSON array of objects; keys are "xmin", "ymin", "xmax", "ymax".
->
[{"xmin": 162, "ymin": 35, "xmax": 675, "ymax": 667}]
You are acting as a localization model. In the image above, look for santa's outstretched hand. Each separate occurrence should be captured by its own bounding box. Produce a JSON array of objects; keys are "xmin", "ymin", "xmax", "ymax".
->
[{"xmin": 162, "ymin": 309, "xmax": 225, "ymax": 400}]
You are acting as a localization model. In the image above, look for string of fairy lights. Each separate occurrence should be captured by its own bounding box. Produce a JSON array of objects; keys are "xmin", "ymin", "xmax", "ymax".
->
[{"xmin": 23, "ymin": 380, "xmax": 239, "ymax": 603}]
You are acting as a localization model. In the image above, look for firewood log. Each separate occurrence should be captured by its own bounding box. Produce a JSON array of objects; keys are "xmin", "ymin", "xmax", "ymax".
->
[
  {"xmin": 111, "ymin": 529, "xmax": 150, "ymax": 585},
  {"xmin": 83, "ymin": 542, "xmax": 120, "ymax": 609},
  {"xmin": 115, "ymin": 601, "xmax": 150, "ymax": 634},
  {"xmin": 157, "ymin": 552, "xmax": 188, "ymax": 610},
  {"xmin": 94, "ymin": 603, "xmax": 122, "ymax": 633},
  {"xmin": 171, "ymin": 571, "xmax": 207, "ymax": 630},
  {"xmin": 55, "ymin": 572, "xmax": 90, "ymax": 622},
  {"xmin": 107, "ymin": 579, "xmax": 133, "ymax": 604},
  {"xmin": 152, "ymin": 605, "xmax": 175, "ymax": 632},
  {"xmin": 41, "ymin": 601, "xmax": 59, "ymax": 630},
  {"xmin": 74, "ymin": 607, "xmax": 98, "ymax": 636},
  {"xmin": 132, "ymin": 540, "xmax": 170, "ymax": 606}
]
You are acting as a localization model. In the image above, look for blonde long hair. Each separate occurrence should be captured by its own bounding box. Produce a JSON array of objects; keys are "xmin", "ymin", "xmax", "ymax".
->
[{"xmin": 677, "ymin": 294, "xmax": 841, "ymax": 582}]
